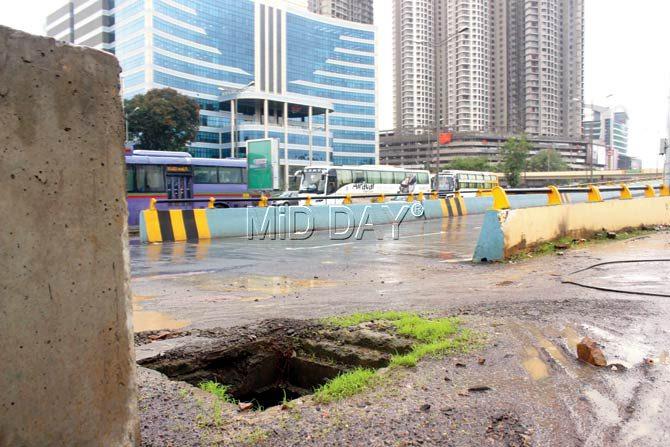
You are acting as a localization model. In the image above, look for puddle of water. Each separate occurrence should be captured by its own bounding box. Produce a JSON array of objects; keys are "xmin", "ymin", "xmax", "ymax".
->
[
  {"xmin": 561, "ymin": 326, "xmax": 582, "ymax": 351},
  {"xmin": 522, "ymin": 346, "xmax": 550, "ymax": 380},
  {"xmin": 132, "ymin": 295, "xmax": 190, "ymax": 333},
  {"xmin": 188, "ymin": 274, "xmax": 337, "ymax": 298},
  {"xmin": 583, "ymin": 388, "xmax": 620, "ymax": 426}
]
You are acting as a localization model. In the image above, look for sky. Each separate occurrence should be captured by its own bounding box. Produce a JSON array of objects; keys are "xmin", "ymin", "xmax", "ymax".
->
[{"xmin": 1, "ymin": 0, "xmax": 668, "ymax": 167}]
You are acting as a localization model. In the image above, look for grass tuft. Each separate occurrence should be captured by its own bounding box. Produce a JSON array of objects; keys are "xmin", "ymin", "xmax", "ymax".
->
[
  {"xmin": 323, "ymin": 310, "xmax": 410, "ymax": 327},
  {"xmin": 313, "ymin": 368, "xmax": 379, "ymax": 403},
  {"xmin": 389, "ymin": 329, "xmax": 475, "ymax": 368},
  {"xmin": 198, "ymin": 380, "xmax": 236, "ymax": 404},
  {"xmin": 316, "ymin": 312, "xmax": 479, "ymax": 402}
]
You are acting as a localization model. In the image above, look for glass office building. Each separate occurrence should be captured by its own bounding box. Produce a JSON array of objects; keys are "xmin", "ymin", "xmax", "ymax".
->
[{"xmin": 48, "ymin": 0, "xmax": 378, "ymax": 187}]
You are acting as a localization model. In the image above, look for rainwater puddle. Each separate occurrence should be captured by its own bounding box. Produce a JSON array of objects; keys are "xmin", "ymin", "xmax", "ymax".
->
[
  {"xmin": 132, "ymin": 295, "xmax": 191, "ymax": 333},
  {"xmin": 522, "ymin": 346, "xmax": 550, "ymax": 380},
  {"xmin": 584, "ymin": 388, "xmax": 620, "ymax": 426},
  {"xmin": 184, "ymin": 274, "xmax": 337, "ymax": 299}
]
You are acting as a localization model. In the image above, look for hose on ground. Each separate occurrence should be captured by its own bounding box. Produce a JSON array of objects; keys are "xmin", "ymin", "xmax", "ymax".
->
[{"xmin": 561, "ymin": 259, "xmax": 670, "ymax": 298}]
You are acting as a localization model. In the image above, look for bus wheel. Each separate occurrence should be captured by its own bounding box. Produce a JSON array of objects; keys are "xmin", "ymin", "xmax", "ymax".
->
[{"xmin": 214, "ymin": 202, "xmax": 230, "ymax": 209}]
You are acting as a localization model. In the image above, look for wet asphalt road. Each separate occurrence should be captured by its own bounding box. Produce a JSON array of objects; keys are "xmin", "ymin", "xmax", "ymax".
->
[
  {"xmin": 131, "ymin": 215, "xmax": 670, "ymax": 446},
  {"xmin": 130, "ymin": 214, "xmax": 483, "ymax": 279}
]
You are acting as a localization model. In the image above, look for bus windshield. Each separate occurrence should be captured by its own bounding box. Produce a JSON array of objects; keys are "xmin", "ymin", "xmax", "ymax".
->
[
  {"xmin": 299, "ymin": 170, "xmax": 326, "ymax": 194},
  {"xmin": 437, "ymin": 174, "xmax": 456, "ymax": 192}
]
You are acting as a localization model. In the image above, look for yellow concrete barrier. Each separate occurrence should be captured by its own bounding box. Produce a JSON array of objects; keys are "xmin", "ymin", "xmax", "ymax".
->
[
  {"xmin": 645, "ymin": 185, "xmax": 655, "ymax": 198},
  {"xmin": 620, "ymin": 184, "xmax": 632, "ymax": 200},
  {"xmin": 587, "ymin": 185, "xmax": 602, "ymax": 202},
  {"xmin": 547, "ymin": 185, "xmax": 561, "ymax": 206},
  {"xmin": 491, "ymin": 186, "xmax": 510, "ymax": 210},
  {"xmin": 490, "ymin": 196, "xmax": 670, "ymax": 259},
  {"xmin": 141, "ymin": 208, "xmax": 211, "ymax": 243}
]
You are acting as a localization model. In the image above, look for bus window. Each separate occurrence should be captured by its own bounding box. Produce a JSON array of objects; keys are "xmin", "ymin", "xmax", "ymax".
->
[
  {"xmin": 417, "ymin": 172, "xmax": 429, "ymax": 184},
  {"xmin": 219, "ymin": 167, "xmax": 243, "ymax": 184},
  {"xmin": 393, "ymin": 172, "xmax": 406, "ymax": 183},
  {"xmin": 337, "ymin": 170, "xmax": 352, "ymax": 188},
  {"xmin": 125, "ymin": 165, "xmax": 135, "ymax": 192},
  {"xmin": 193, "ymin": 167, "xmax": 218, "ymax": 184},
  {"xmin": 326, "ymin": 172, "xmax": 338, "ymax": 194},
  {"xmin": 381, "ymin": 171, "xmax": 394, "ymax": 184},
  {"xmin": 135, "ymin": 165, "xmax": 165, "ymax": 192},
  {"xmin": 353, "ymin": 170, "xmax": 365, "ymax": 183},
  {"xmin": 366, "ymin": 171, "xmax": 381, "ymax": 184}
]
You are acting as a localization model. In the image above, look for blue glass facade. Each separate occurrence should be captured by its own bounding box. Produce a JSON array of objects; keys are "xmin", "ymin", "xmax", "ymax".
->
[{"xmin": 112, "ymin": 0, "xmax": 377, "ymax": 168}]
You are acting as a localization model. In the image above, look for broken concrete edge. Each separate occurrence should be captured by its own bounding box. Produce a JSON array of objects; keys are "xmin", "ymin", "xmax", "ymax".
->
[
  {"xmin": 1, "ymin": 25, "xmax": 137, "ymax": 446},
  {"xmin": 472, "ymin": 197, "xmax": 670, "ymax": 262}
]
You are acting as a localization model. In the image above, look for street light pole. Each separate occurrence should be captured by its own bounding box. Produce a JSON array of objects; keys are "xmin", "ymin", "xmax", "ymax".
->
[{"xmin": 415, "ymin": 27, "xmax": 469, "ymax": 173}]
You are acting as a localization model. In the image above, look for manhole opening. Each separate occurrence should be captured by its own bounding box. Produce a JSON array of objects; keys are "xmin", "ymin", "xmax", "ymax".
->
[{"xmin": 138, "ymin": 321, "xmax": 413, "ymax": 410}]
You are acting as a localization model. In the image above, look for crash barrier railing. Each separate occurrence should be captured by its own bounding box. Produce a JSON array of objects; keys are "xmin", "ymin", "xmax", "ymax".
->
[
  {"xmin": 147, "ymin": 190, "xmax": 450, "ymax": 210},
  {"xmin": 489, "ymin": 184, "xmax": 670, "ymax": 211},
  {"xmin": 567, "ymin": 175, "xmax": 663, "ymax": 188}
]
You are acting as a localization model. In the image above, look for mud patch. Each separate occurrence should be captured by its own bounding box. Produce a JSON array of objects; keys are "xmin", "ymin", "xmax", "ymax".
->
[
  {"xmin": 138, "ymin": 318, "xmax": 412, "ymax": 410},
  {"xmin": 133, "ymin": 295, "xmax": 190, "ymax": 333}
]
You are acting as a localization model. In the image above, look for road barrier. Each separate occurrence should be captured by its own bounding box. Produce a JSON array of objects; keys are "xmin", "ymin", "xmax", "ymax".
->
[
  {"xmin": 139, "ymin": 183, "xmax": 665, "ymax": 243},
  {"xmin": 473, "ymin": 184, "xmax": 670, "ymax": 262}
]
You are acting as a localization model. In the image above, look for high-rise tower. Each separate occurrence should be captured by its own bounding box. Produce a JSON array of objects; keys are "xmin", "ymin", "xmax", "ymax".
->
[{"xmin": 308, "ymin": 0, "xmax": 374, "ymax": 24}]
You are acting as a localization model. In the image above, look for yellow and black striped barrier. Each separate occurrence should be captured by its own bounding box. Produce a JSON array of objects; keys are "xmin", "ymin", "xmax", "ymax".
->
[
  {"xmin": 439, "ymin": 194, "xmax": 467, "ymax": 217},
  {"xmin": 142, "ymin": 208, "xmax": 211, "ymax": 243}
]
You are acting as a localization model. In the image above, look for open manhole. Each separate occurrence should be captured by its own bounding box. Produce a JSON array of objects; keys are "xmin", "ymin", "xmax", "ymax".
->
[{"xmin": 137, "ymin": 319, "xmax": 414, "ymax": 410}]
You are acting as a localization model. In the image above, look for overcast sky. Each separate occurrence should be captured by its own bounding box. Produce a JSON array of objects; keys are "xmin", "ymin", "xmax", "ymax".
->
[{"xmin": 2, "ymin": 0, "xmax": 668, "ymax": 167}]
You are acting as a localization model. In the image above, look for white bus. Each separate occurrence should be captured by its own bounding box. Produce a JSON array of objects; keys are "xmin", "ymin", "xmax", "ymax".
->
[
  {"xmin": 297, "ymin": 165, "xmax": 431, "ymax": 204},
  {"xmin": 431, "ymin": 170, "xmax": 499, "ymax": 196}
]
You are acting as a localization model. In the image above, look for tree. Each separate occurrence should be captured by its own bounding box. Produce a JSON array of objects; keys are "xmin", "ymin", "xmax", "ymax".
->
[
  {"xmin": 447, "ymin": 156, "xmax": 496, "ymax": 172},
  {"xmin": 527, "ymin": 148, "xmax": 569, "ymax": 172},
  {"xmin": 125, "ymin": 88, "xmax": 200, "ymax": 151},
  {"xmin": 500, "ymin": 135, "xmax": 530, "ymax": 187}
]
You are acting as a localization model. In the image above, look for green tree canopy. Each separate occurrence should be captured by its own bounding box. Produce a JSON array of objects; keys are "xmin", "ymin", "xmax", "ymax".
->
[
  {"xmin": 500, "ymin": 135, "xmax": 530, "ymax": 187},
  {"xmin": 527, "ymin": 148, "xmax": 569, "ymax": 172},
  {"xmin": 446, "ymin": 156, "xmax": 497, "ymax": 172},
  {"xmin": 125, "ymin": 88, "xmax": 200, "ymax": 151}
]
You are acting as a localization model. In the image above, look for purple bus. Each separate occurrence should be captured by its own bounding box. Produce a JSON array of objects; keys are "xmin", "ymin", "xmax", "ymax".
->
[{"xmin": 125, "ymin": 149, "xmax": 249, "ymax": 227}]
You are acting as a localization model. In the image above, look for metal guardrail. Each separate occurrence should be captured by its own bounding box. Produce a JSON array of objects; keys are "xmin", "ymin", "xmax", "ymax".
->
[
  {"xmin": 148, "ymin": 191, "xmax": 442, "ymax": 210},
  {"xmin": 145, "ymin": 182, "xmax": 670, "ymax": 211},
  {"xmin": 490, "ymin": 183, "xmax": 670, "ymax": 210}
]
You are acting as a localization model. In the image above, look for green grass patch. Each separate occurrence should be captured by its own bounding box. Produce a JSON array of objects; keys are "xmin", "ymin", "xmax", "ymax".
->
[
  {"xmin": 324, "ymin": 311, "xmax": 460, "ymax": 342},
  {"xmin": 317, "ymin": 312, "xmax": 479, "ymax": 402},
  {"xmin": 323, "ymin": 310, "xmax": 410, "ymax": 327},
  {"xmin": 198, "ymin": 381, "xmax": 236, "ymax": 404},
  {"xmin": 313, "ymin": 368, "xmax": 379, "ymax": 403},
  {"xmin": 389, "ymin": 329, "xmax": 475, "ymax": 368},
  {"xmin": 509, "ymin": 227, "xmax": 659, "ymax": 262}
]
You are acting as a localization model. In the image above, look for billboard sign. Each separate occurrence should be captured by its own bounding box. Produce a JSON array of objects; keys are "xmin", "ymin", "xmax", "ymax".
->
[{"xmin": 247, "ymin": 138, "xmax": 279, "ymax": 190}]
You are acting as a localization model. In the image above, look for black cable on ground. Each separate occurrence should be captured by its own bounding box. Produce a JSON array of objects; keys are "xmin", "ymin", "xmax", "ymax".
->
[{"xmin": 561, "ymin": 259, "xmax": 670, "ymax": 298}]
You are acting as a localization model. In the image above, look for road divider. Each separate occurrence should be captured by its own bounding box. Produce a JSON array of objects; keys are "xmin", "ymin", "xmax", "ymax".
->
[
  {"xmin": 139, "ymin": 183, "xmax": 666, "ymax": 244},
  {"xmin": 473, "ymin": 186, "xmax": 670, "ymax": 262}
]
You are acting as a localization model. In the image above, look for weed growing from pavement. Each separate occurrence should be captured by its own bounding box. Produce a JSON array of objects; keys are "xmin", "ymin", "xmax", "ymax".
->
[
  {"xmin": 313, "ymin": 368, "xmax": 379, "ymax": 403},
  {"xmin": 198, "ymin": 381, "xmax": 236, "ymax": 404},
  {"xmin": 237, "ymin": 428, "xmax": 269, "ymax": 445},
  {"xmin": 509, "ymin": 227, "xmax": 659, "ymax": 262},
  {"xmin": 389, "ymin": 330, "xmax": 474, "ymax": 368},
  {"xmin": 318, "ymin": 312, "xmax": 479, "ymax": 400}
]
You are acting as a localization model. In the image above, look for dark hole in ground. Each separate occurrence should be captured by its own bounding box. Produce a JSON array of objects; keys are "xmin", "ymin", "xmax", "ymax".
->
[{"xmin": 137, "ymin": 319, "xmax": 413, "ymax": 410}]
